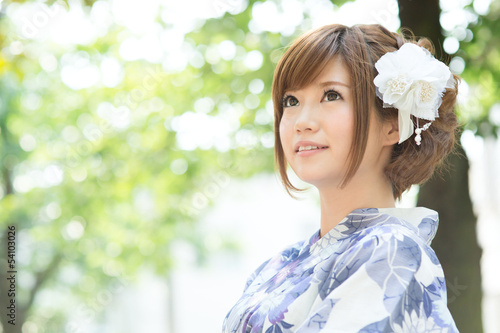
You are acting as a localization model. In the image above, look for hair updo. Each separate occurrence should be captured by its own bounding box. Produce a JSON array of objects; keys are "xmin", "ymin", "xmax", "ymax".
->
[{"xmin": 272, "ymin": 23, "xmax": 459, "ymax": 200}]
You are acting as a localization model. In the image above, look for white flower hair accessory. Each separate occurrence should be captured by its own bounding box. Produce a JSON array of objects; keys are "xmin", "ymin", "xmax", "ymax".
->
[{"xmin": 373, "ymin": 43, "xmax": 455, "ymax": 145}]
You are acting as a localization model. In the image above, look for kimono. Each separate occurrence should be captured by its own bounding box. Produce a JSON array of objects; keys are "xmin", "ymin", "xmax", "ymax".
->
[{"xmin": 223, "ymin": 207, "xmax": 459, "ymax": 332}]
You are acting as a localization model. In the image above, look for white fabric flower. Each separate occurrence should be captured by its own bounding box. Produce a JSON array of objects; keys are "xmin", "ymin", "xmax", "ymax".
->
[{"xmin": 373, "ymin": 43, "xmax": 455, "ymax": 144}]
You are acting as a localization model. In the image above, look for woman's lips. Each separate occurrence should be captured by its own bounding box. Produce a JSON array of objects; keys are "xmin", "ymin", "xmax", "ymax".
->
[{"xmin": 296, "ymin": 147, "xmax": 328, "ymax": 156}]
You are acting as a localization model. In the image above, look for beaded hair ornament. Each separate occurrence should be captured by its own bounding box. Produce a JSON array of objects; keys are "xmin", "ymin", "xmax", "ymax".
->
[{"xmin": 373, "ymin": 43, "xmax": 454, "ymax": 145}]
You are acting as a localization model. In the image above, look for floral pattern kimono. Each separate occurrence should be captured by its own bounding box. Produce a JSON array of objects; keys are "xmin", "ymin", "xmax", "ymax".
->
[{"xmin": 223, "ymin": 207, "xmax": 459, "ymax": 332}]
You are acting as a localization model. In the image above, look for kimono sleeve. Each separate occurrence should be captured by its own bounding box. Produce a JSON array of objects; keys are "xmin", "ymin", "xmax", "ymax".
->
[
  {"xmin": 242, "ymin": 258, "xmax": 271, "ymax": 292},
  {"xmin": 242, "ymin": 239, "xmax": 306, "ymax": 292},
  {"xmin": 296, "ymin": 227, "xmax": 459, "ymax": 332}
]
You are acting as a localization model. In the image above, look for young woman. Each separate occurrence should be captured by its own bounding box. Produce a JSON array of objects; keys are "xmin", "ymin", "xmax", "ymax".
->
[{"xmin": 223, "ymin": 23, "xmax": 459, "ymax": 332}]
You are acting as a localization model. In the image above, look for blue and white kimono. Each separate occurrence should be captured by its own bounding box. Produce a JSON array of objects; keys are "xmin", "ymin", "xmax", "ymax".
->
[{"xmin": 223, "ymin": 207, "xmax": 459, "ymax": 332}]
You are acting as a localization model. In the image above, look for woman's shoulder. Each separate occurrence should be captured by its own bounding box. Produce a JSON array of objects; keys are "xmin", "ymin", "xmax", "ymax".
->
[
  {"xmin": 328, "ymin": 208, "xmax": 442, "ymax": 273},
  {"xmin": 350, "ymin": 207, "xmax": 439, "ymax": 247},
  {"xmin": 243, "ymin": 230, "xmax": 319, "ymax": 290},
  {"xmin": 338, "ymin": 208, "xmax": 444, "ymax": 277}
]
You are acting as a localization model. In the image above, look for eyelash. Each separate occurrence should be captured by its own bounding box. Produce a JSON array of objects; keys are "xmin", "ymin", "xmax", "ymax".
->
[{"xmin": 281, "ymin": 88, "xmax": 343, "ymax": 108}]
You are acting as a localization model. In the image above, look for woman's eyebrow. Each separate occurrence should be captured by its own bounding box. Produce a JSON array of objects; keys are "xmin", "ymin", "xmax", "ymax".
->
[
  {"xmin": 284, "ymin": 80, "xmax": 350, "ymax": 94},
  {"xmin": 318, "ymin": 80, "xmax": 350, "ymax": 88}
]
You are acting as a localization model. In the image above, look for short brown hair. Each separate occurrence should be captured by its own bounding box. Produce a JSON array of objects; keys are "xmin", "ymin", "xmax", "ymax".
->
[{"xmin": 272, "ymin": 24, "xmax": 459, "ymax": 200}]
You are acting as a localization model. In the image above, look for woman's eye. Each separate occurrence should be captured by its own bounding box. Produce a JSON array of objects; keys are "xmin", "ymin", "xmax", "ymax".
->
[
  {"xmin": 324, "ymin": 90, "xmax": 341, "ymax": 101},
  {"xmin": 283, "ymin": 96, "xmax": 299, "ymax": 107}
]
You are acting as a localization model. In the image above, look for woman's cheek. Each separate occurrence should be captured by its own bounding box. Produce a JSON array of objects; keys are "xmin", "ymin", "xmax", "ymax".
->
[
  {"xmin": 280, "ymin": 114, "xmax": 294, "ymax": 132},
  {"xmin": 279, "ymin": 118, "xmax": 293, "ymax": 156}
]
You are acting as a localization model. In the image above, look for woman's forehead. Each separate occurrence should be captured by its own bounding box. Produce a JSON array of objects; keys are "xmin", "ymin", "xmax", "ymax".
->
[
  {"xmin": 313, "ymin": 57, "xmax": 351, "ymax": 86},
  {"xmin": 285, "ymin": 57, "xmax": 351, "ymax": 93}
]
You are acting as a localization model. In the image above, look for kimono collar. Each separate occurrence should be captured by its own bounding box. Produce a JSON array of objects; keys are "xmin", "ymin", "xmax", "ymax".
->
[{"xmin": 306, "ymin": 207, "xmax": 439, "ymax": 255}]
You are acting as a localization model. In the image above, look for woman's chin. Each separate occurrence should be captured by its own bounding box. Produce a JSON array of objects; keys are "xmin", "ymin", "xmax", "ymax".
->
[{"xmin": 296, "ymin": 173, "xmax": 338, "ymax": 188}]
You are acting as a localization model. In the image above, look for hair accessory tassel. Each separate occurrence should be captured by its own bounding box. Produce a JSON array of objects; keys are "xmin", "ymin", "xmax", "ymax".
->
[{"xmin": 414, "ymin": 121, "xmax": 432, "ymax": 146}]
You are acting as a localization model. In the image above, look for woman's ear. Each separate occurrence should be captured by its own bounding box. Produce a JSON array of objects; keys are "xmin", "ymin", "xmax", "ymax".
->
[{"xmin": 383, "ymin": 116, "xmax": 400, "ymax": 146}]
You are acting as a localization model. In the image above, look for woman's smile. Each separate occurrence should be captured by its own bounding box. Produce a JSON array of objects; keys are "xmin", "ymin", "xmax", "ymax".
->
[{"xmin": 296, "ymin": 146, "xmax": 329, "ymax": 157}]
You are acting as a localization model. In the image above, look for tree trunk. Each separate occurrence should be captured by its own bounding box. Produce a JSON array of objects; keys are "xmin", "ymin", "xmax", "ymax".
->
[
  {"xmin": 418, "ymin": 145, "xmax": 483, "ymax": 333},
  {"xmin": 397, "ymin": 0, "xmax": 444, "ymax": 58},
  {"xmin": 398, "ymin": 1, "xmax": 483, "ymax": 332}
]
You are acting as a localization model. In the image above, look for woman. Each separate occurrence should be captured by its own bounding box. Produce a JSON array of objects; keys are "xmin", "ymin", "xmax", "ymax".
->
[{"xmin": 223, "ymin": 23, "xmax": 459, "ymax": 332}]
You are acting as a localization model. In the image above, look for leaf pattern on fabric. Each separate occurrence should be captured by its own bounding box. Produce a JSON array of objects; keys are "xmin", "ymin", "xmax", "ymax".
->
[
  {"xmin": 223, "ymin": 208, "xmax": 459, "ymax": 333},
  {"xmin": 365, "ymin": 233, "xmax": 422, "ymax": 314}
]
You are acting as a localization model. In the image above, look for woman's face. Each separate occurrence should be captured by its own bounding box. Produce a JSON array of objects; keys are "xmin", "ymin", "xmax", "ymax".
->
[{"xmin": 279, "ymin": 56, "xmax": 385, "ymax": 188}]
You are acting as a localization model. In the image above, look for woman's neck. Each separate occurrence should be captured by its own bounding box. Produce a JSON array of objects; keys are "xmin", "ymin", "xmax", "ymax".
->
[{"xmin": 316, "ymin": 171, "xmax": 395, "ymax": 237}]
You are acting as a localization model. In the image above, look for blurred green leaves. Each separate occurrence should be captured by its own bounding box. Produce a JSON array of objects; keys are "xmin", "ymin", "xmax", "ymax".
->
[
  {"xmin": 450, "ymin": 0, "xmax": 500, "ymax": 137},
  {"xmin": 0, "ymin": 0, "xmax": 280, "ymax": 330}
]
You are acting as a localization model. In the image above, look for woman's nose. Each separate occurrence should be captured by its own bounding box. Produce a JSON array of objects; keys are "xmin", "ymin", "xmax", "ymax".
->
[{"xmin": 294, "ymin": 103, "xmax": 319, "ymax": 133}]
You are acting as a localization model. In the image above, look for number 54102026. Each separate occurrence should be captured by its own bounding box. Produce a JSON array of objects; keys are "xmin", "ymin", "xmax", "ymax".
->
[{"xmin": 7, "ymin": 225, "xmax": 16, "ymax": 270}]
